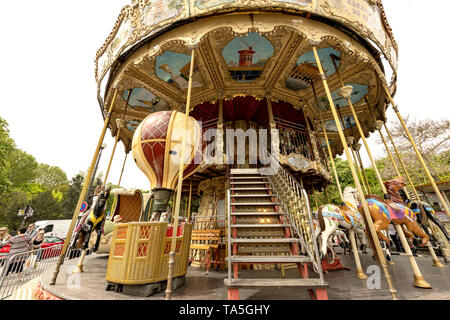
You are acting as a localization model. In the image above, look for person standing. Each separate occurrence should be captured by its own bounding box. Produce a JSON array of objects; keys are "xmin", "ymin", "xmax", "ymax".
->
[
  {"xmin": 0, "ymin": 227, "xmax": 33, "ymax": 277},
  {"xmin": 388, "ymin": 223, "xmax": 403, "ymax": 253},
  {"xmin": 25, "ymin": 223, "xmax": 38, "ymax": 239},
  {"xmin": 0, "ymin": 227, "xmax": 11, "ymax": 241},
  {"xmin": 26, "ymin": 229, "xmax": 46, "ymax": 269}
]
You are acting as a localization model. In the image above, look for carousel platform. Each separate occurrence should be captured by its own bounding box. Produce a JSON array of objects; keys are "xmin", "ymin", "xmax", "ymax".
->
[{"xmin": 32, "ymin": 248, "xmax": 450, "ymax": 300}]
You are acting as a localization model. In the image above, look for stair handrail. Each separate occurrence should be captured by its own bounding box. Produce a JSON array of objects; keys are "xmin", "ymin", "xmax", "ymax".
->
[
  {"xmin": 261, "ymin": 148, "xmax": 324, "ymax": 281},
  {"xmin": 226, "ymin": 165, "xmax": 232, "ymax": 283}
]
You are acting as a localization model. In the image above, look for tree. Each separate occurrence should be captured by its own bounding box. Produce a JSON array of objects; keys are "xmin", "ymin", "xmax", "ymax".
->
[
  {"xmin": 377, "ymin": 117, "xmax": 450, "ymax": 185},
  {"xmin": 33, "ymin": 163, "xmax": 68, "ymax": 191},
  {"xmin": 6, "ymin": 148, "xmax": 38, "ymax": 189},
  {"xmin": 311, "ymin": 158, "xmax": 384, "ymax": 210},
  {"xmin": 0, "ymin": 117, "xmax": 15, "ymax": 194},
  {"xmin": 62, "ymin": 172, "xmax": 84, "ymax": 217}
]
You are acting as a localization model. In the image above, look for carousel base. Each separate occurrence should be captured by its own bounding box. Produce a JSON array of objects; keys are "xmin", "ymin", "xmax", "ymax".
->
[{"xmin": 30, "ymin": 250, "xmax": 450, "ymax": 300}]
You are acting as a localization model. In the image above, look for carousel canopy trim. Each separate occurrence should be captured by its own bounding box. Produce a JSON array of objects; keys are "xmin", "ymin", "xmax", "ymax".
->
[{"xmin": 96, "ymin": 0, "xmax": 398, "ymax": 97}]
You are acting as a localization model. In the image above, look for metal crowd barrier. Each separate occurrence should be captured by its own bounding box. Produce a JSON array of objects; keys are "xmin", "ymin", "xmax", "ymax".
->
[{"xmin": 0, "ymin": 245, "xmax": 82, "ymax": 300}]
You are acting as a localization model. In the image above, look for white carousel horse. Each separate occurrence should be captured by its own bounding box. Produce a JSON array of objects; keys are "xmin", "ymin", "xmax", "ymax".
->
[
  {"xmin": 315, "ymin": 187, "xmax": 369, "ymax": 279},
  {"xmin": 316, "ymin": 187, "xmax": 367, "ymax": 257}
]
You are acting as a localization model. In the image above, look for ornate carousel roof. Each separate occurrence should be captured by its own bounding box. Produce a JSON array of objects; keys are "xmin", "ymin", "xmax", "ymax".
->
[{"xmin": 96, "ymin": 0, "xmax": 398, "ymax": 158}]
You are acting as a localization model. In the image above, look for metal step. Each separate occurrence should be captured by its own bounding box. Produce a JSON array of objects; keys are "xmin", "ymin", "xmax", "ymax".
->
[
  {"xmin": 228, "ymin": 255, "xmax": 311, "ymax": 263},
  {"xmin": 231, "ymin": 238, "xmax": 300, "ymax": 243},
  {"xmin": 230, "ymin": 182, "xmax": 268, "ymax": 185},
  {"xmin": 231, "ymin": 194, "xmax": 274, "ymax": 198},
  {"xmin": 231, "ymin": 176, "xmax": 267, "ymax": 180},
  {"xmin": 230, "ymin": 187, "xmax": 272, "ymax": 191},
  {"xmin": 230, "ymin": 169, "xmax": 260, "ymax": 174},
  {"xmin": 231, "ymin": 224, "xmax": 289, "ymax": 228},
  {"xmin": 231, "ymin": 202, "xmax": 279, "ymax": 206},
  {"xmin": 231, "ymin": 212, "xmax": 285, "ymax": 216},
  {"xmin": 224, "ymin": 278, "xmax": 328, "ymax": 289}
]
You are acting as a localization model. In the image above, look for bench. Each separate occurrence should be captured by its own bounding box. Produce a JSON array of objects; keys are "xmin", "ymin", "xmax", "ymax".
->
[{"xmin": 189, "ymin": 229, "xmax": 223, "ymax": 274}]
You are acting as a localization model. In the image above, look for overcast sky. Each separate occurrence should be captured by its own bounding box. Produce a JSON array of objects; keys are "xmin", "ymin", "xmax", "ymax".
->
[{"xmin": 0, "ymin": 1, "xmax": 449, "ymax": 191}]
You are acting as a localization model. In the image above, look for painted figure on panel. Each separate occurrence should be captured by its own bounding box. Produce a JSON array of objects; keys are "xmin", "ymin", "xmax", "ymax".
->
[
  {"xmin": 222, "ymin": 32, "xmax": 274, "ymax": 82},
  {"xmin": 123, "ymin": 88, "xmax": 170, "ymax": 112},
  {"xmin": 156, "ymin": 51, "xmax": 204, "ymax": 90}
]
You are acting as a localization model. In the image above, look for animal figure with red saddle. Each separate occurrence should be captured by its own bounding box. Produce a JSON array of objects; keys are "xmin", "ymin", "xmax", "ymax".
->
[{"xmin": 352, "ymin": 177, "xmax": 429, "ymax": 248}]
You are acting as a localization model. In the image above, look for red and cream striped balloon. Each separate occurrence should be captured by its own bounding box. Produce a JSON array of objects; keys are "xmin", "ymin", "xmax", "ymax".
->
[{"xmin": 132, "ymin": 110, "xmax": 202, "ymax": 190}]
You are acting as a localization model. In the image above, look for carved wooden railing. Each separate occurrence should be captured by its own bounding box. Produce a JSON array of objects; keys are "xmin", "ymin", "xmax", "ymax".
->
[{"xmin": 274, "ymin": 117, "xmax": 314, "ymax": 161}]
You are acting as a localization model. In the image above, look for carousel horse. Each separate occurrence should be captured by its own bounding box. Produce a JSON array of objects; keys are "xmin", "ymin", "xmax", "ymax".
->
[
  {"xmin": 348, "ymin": 177, "xmax": 429, "ymax": 248},
  {"xmin": 316, "ymin": 188, "xmax": 367, "ymax": 259},
  {"xmin": 70, "ymin": 187, "xmax": 111, "ymax": 252}
]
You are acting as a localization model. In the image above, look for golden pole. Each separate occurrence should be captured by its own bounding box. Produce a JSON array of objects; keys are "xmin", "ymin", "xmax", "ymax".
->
[
  {"xmin": 319, "ymin": 113, "xmax": 344, "ymax": 202},
  {"xmin": 341, "ymin": 81, "xmax": 432, "ymax": 287},
  {"xmin": 355, "ymin": 147, "xmax": 372, "ymax": 195},
  {"xmin": 370, "ymin": 105, "xmax": 444, "ymax": 268},
  {"xmin": 117, "ymin": 152, "xmax": 128, "ymax": 188},
  {"xmin": 350, "ymin": 145, "xmax": 369, "ymax": 195},
  {"xmin": 382, "ymin": 83, "xmax": 450, "ymax": 218},
  {"xmin": 103, "ymin": 89, "xmax": 132, "ymax": 186},
  {"xmin": 384, "ymin": 123, "xmax": 420, "ymax": 200},
  {"xmin": 312, "ymin": 45, "xmax": 397, "ymax": 298},
  {"xmin": 366, "ymin": 97, "xmax": 413, "ymax": 199},
  {"xmin": 335, "ymin": 104, "xmax": 369, "ymax": 195},
  {"xmin": 166, "ymin": 48, "xmax": 195, "ymax": 300},
  {"xmin": 50, "ymin": 88, "xmax": 119, "ymax": 285},
  {"xmin": 187, "ymin": 179, "xmax": 193, "ymax": 221},
  {"xmin": 103, "ymin": 120, "xmax": 125, "ymax": 186}
]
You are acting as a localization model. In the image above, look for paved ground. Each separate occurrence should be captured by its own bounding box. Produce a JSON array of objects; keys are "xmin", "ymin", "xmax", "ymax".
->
[{"xmin": 38, "ymin": 249, "xmax": 450, "ymax": 300}]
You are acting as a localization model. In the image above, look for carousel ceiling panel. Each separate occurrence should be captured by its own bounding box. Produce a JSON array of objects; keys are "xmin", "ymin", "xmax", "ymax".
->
[
  {"xmin": 315, "ymin": 83, "xmax": 369, "ymax": 111},
  {"xmin": 284, "ymin": 46, "xmax": 343, "ymax": 93},
  {"xmin": 321, "ymin": 115, "xmax": 356, "ymax": 133},
  {"xmin": 103, "ymin": 12, "xmax": 388, "ymax": 155},
  {"xmin": 155, "ymin": 50, "xmax": 206, "ymax": 92},
  {"xmin": 127, "ymin": 120, "xmax": 141, "ymax": 132},
  {"xmin": 221, "ymin": 32, "xmax": 274, "ymax": 83},
  {"xmin": 123, "ymin": 88, "xmax": 170, "ymax": 112}
]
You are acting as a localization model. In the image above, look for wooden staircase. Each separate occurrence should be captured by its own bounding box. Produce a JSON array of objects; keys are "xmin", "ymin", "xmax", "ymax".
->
[{"xmin": 225, "ymin": 168, "xmax": 328, "ymax": 300}]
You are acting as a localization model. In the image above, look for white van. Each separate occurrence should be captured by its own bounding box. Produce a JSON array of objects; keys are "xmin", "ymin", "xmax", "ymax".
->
[{"xmin": 34, "ymin": 220, "xmax": 72, "ymax": 239}]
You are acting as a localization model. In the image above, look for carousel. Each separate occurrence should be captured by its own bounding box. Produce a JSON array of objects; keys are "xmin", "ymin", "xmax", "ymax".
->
[{"xmin": 35, "ymin": 0, "xmax": 450, "ymax": 301}]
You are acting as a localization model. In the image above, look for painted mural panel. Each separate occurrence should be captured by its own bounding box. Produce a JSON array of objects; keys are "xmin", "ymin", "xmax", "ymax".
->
[
  {"xmin": 155, "ymin": 51, "xmax": 204, "ymax": 90},
  {"xmin": 222, "ymin": 33, "xmax": 274, "ymax": 82},
  {"xmin": 321, "ymin": 139, "xmax": 332, "ymax": 148},
  {"xmin": 122, "ymin": 88, "xmax": 170, "ymax": 112},
  {"xmin": 111, "ymin": 19, "xmax": 135, "ymax": 58},
  {"xmin": 274, "ymin": 0, "xmax": 312, "ymax": 7},
  {"xmin": 317, "ymin": 0, "xmax": 396, "ymax": 69},
  {"xmin": 286, "ymin": 47, "xmax": 340, "ymax": 91},
  {"xmin": 323, "ymin": 115, "xmax": 356, "ymax": 133},
  {"xmin": 194, "ymin": 0, "xmax": 235, "ymax": 10},
  {"xmin": 127, "ymin": 120, "xmax": 141, "ymax": 132},
  {"xmin": 316, "ymin": 83, "xmax": 368, "ymax": 110},
  {"xmin": 141, "ymin": 0, "xmax": 185, "ymax": 28}
]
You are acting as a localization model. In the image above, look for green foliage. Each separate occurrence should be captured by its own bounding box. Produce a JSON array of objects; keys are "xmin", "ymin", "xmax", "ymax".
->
[
  {"xmin": 0, "ymin": 118, "xmax": 14, "ymax": 194},
  {"xmin": 0, "ymin": 116, "xmax": 82, "ymax": 230},
  {"xmin": 34, "ymin": 163, "xmax": 68, "ymax": 191},
  {"xmin": 312, "ymin": 158, "xmax": 384, "ymax": 210}
]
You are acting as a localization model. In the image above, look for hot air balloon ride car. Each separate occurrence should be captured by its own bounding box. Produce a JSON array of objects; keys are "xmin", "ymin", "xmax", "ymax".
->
[{"xmin": 104, "ymin": 110, "xmax": 202, "ymax": 293}]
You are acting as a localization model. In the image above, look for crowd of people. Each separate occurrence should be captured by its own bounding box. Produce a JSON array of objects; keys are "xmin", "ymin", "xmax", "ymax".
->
[{"xmin": 0, "ymin": 223, "xmax": 46, "ymax": 278}]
